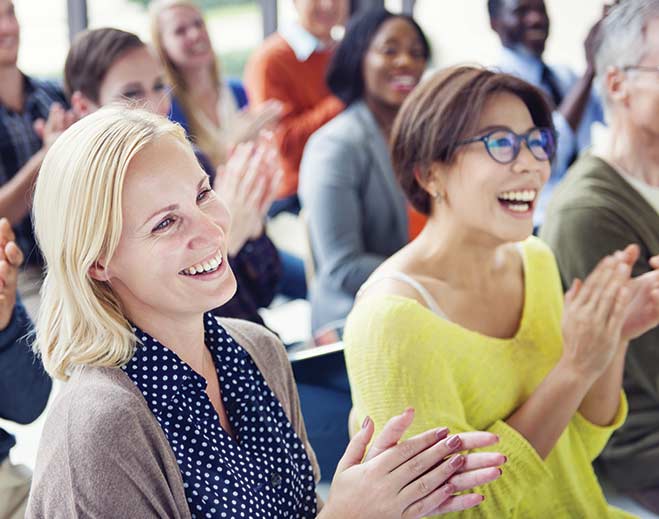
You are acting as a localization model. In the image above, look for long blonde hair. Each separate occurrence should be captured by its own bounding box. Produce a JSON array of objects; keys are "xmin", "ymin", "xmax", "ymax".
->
[
  {"xmin": 32, "ymin": 107, "xmax": 188, "ymax": 380},
  {"xmin": 149, "ymin": 0, "xmax": 226, "ymax": 167}
]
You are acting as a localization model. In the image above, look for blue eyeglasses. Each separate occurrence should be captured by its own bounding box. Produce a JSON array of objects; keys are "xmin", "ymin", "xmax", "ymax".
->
[{"xmin": 457, "ymin": 127, "xmax": 557, "ymax": 164}]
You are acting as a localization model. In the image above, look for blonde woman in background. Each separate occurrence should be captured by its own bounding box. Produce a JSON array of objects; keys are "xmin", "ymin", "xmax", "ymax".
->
[
  {"xmin": 151, "ymin": 0, "xmax": 309, "ymax": 302},
  {"xmin": 150, "ymin": 0, "xmax": 281, "ymax": 169},
  {"xmin": 26, "ymin": 107, "xmax": 507, "ymax": 518}
]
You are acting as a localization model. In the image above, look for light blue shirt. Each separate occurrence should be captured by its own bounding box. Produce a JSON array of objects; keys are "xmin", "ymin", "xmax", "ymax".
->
[
  {"xmin": 495, "ymin": 47, "xmax": 605, "ymax": 227},
  {"xmin": 279, "ymin": 23, "xmax": 325, "ymax": 62}
]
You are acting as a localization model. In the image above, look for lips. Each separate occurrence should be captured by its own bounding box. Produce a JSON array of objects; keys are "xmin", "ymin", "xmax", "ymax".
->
[
  {"xmin": 179, "ymin": 249, "xmax": 223, "ymax": 276},
  {"xmin": 389, "ymin": 74, "xmax": 419, "ymax": 93}
]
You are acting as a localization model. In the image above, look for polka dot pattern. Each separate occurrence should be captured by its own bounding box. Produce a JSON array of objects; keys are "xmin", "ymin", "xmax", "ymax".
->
[{"xmin": 121, "ymin": 313, "xmax": 317, "ymax": 518}]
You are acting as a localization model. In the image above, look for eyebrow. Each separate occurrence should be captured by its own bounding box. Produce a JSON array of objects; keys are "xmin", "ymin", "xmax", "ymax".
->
[{"xmin": 142, "ymin": 176, "xmax": 209, "ymax": 227}]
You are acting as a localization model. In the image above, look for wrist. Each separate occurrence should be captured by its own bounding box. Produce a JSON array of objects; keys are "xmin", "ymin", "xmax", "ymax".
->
[{"xmin": 556, "ymin": 355, "xmax": 599, "ymax": 391}]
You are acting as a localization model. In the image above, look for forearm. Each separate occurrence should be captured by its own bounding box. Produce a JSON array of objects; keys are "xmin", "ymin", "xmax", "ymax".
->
[
  {"xmin": 578, "ymin": 343, "xmax": 627, "ymax": 426},
  {"xmin": 506, "ymin": 358, "xmax": 592, "ymax": 459},
  {"xmin": 558, "ymin": 67, "xmax": 595, "ymax": 133},
  {"xmin": 0, "ymin": 149, "xmax": 44, "ymax": 225}
]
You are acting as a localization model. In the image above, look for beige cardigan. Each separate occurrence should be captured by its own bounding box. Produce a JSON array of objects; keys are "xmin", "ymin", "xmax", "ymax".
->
[{"xmin": 26, "ymin": 318, "xmax": 321, "ymax": 519}]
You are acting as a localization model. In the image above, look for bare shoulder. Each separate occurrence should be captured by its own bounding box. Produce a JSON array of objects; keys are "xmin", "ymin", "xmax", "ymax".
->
[{"xmin": 357, "ymin": 259, "xmax": 430, "ymax": 309}]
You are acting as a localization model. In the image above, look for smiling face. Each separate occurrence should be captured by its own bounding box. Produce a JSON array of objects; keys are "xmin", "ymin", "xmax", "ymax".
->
[
  {"xmin": 492, "ymin": 0, "xmax": 549, "ymax": 57},
  {"xmin": 102, "ymin": 134, "xmax": 236, "ymax": 323},
  {"xmin": 158, "ymin": 5, "xmax": 214, "ymax": 72},
  {"xmin": 0, "ymin": 0, "xmax": 19, "ymax": 67},
  {"xmin": 436, "ymin": 91, "xmax": 550, "ymax": 242},
  {"xmin": 362, "ymin": 17, "xmax": 427, "ymax": 110}
]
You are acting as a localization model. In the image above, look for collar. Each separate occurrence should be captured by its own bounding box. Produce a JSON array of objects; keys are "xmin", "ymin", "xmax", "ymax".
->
[
  {"xmin": 280, "ymin": 23, "xmax": 326, "ymax": 62},
  {"xmin": 497, "ymin": 46, "xmax": 545, "ymax": 86}
]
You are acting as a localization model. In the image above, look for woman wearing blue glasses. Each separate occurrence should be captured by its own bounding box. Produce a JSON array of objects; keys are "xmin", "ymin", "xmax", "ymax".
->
[{"xmin": 344, "ymin": 66, "xmax": 659, "ymax": 517}]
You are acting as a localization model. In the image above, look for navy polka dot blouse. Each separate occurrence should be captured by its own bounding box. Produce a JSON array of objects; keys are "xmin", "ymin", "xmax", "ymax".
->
[{"xmin": 122, "ymin": 313, "xmax": 318, "ymax": 518}]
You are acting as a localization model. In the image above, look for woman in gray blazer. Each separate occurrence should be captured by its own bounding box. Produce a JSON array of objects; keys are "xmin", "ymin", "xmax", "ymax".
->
[{"xmin": 299, "ymin": 8, "xmax": 431, "ymax": 335}]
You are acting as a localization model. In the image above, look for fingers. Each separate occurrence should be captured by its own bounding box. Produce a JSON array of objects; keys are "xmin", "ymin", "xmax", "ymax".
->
[
  {"xmin": 448, "ymin": 466, "xmax": 503, "ymax": 492},
  {"xmin": 564, "ymin": 278, "xmax": 582, "ymax": 304},
  {"xmin": 363, "ymin": 408, "xmax": 419, "ymax": 463},
  {"xmin": 402, "ymin": 480, "xmax": 456, "ymax": 519},
  {"xmin": 4, "ymin": 241, "xmax": 23, "ymax": 267},
  {"xmin": 393, "ymin": 433, "xmax": 472, "ymax": 492},
  {"xmin": 452, "ymin": 431, "xmax": 499, "ymax": 451},
  {"xmin": 594, "ymin": 261, "xmax": 630, "ymax": 321},
  {"xmin": 650, "ymin": 255, "xmax": 659, "ymax": 270},
  {"xmin": 459, "ymin": 452, "xmax": 507, "ymax": 472},
  {"xmin": 0, "ymin": 218, "xmax": 15, "ymax": 246},
  {"xmin": 378, "ymin": 425, "xmax": 454, "ymax": 474},
  {"xmin": 432, "ymin": 494, "xmax": 485, "ymax": 514},
  {"xmin": 334, "ymin": 416, "xmax": 375, "ymax": 474}
]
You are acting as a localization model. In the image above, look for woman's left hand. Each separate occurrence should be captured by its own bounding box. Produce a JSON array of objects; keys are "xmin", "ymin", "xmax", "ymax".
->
[{"xmin": 619, "ymin": 246, "xmax": 659, "ymax": 341}]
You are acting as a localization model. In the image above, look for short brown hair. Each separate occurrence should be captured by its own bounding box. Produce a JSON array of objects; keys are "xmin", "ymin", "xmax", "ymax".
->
[
  {"xmin": 391, "ymin": 66, "xmax": 554, "ymax": 215},
  {"xmin": 64, "ymin": 28, "xmax": 145, "ymax": 103}
]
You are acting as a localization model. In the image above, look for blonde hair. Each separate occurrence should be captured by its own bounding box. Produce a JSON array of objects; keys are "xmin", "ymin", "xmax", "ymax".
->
[
  {"xmin": 149, "ymin": 0, "xmax": 227, "ymax": 167},
  {"xmin": 32, "ymin": 107, "xmax": 187, "ymax": 380}
]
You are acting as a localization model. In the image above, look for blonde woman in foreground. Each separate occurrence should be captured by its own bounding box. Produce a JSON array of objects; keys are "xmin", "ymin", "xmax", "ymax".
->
[
  {"xmin": 25, "ymin": 108, "xmax": 506, "ymax": 518},
  {"xmin": 344, "ymin": 66, "xmax": 659, "ymax": 518}
]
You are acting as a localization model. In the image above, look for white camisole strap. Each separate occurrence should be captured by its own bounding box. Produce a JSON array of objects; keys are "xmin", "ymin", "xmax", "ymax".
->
[{"xmin": 359, "ymin": 271, "xmax": 447, "ymax": 318}]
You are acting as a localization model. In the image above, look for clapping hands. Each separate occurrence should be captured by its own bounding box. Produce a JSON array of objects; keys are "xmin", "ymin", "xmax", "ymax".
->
[{"xmin": 0, "ymin": 218, "xmax": 23, "ymax": 331}]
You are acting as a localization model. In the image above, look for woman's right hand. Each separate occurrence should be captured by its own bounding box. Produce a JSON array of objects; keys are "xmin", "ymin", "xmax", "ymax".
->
[
  {"xmin": 319, "ymin": 409, "xmax": 505, "ymax": 519},
  {"xmin": 560, "ymin": 248, "xmax": 633, "ymax": 381}
]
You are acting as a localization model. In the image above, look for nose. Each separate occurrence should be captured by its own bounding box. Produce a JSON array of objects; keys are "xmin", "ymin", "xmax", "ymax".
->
[
  {"xmin": 187, "ymin": 209, "xmax": 224, "ymax": 251},
  {"xmin": 525, "ymin": 9, "xmax": 547, "ymax": 26},
  {"xmin": 512, "ymin": 140, "xmax": 541, "ymax": 174},
  {"xmin": 146, "ymin": 91, "xmax": 170, "ymax": 118}
]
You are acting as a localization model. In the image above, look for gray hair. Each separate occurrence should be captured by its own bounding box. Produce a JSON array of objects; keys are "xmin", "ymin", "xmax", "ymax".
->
[{"xmin": 596, "ymin": 0, "xmax": 659, "ymax": 108}]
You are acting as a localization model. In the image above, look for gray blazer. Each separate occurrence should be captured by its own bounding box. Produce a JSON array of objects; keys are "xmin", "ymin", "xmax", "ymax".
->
[{"xmin": 299, "ymin": 101, "xmax": 408, "ymax": 333}]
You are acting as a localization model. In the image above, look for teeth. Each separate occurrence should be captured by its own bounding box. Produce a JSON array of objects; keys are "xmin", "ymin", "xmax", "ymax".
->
[
  {"xmin": 181, "ymin": 250, "xmax": 223, "ymax": 276},
  {"xmin": 498, "ymin": 190, "xmax": 536, "ymax": 202},
  {"xmin": 508, "ymin": 203, "xmax": 530, "ymax": 212}
]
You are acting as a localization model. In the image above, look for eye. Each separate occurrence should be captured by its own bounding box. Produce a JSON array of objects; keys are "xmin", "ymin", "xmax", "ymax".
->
[
  {"xmin": 121, "ymin": 89, "xmax": 145, "ymax": 100},
  {"xmin": 197, "ymin": 188, "xmax": 212, "ymax": 202},
  {"xmin": 152, "ymin": 216, "xmax": 176, "ymax": 233}
]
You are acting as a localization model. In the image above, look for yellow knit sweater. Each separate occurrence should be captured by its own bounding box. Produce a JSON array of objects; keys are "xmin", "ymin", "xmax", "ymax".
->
[{"xmin": 344, "ymin": 237, "xmax": 634, "ymax": 518}]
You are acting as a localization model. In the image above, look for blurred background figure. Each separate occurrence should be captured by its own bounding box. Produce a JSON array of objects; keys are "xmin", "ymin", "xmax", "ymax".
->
[
  {"xmin": 0, "ymin": 0, "xmax": 74, "ymax": 319},
  {"xmin": 299, "ymin": 7, "xmax": 430, "ymax": 339},
  {"xmin": 488, "ymin": 0, "xmax": 606, "ymax": 229},
  {"xmin": 0, "ymin": 218, "xmax": 51, "ymax": 519},
  {"xmin": 245, "ymin": 0, "xmax": 348, "ymax": 217},
  {"xmin": 542, "ymin": 0, "xmax": 659, "ymax": 514},
  {"xmin": 150, "ymin": 0, "xmax": 282, "ymax": 170}
]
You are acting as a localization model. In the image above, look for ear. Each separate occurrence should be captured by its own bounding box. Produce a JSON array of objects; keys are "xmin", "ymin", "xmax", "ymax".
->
[
  {"xmin": 605, "ymin": 65, "xmax": 628, "ymax": 105},
  {"xmin": 415, "ymin": 162, "xmax": 447, "ymax": 199},
  {"xmin": 71, "ymin": 91, "xmax": 99, "ymax": 118},
  {"xmin": 89, "ymin": 258, "xmax": 111, "ymax": 282}
]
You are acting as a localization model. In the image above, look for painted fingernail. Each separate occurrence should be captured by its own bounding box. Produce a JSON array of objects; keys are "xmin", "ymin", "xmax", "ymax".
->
[
  {"xmin": 435, "ymin": 427, "xmax": 449, "ymax": 441},
  {"xmin": 479, "ymin": 495, "xmax": 486, "ymax": 502},
  {"xmin": 450, "ymin": 454, "xmax": 464, "ymax": 468},
  {"xmin": 498, "ymin": 468, "xmax": 503, "ymax": 475},
  {"xmin": 447, "ymin": 435, "xmax": 462, "ymax": 449},
  {"xmin": 362, "ymin": 416, "xmax": 371, "ymax": 430},
  {"xmin": 502, "ymin": 456, "xmax": 508, "ymax": 463}
]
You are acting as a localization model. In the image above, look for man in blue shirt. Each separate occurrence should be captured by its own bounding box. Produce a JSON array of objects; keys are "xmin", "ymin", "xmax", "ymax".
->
[
  {"xmin": 488, "ymin": 0, "xmax": 607, "ymax": 228},
  {"xmin": 0, "ymin": 0, "xmax": 74, "ymax": 319},
  {"xmin": 0, "ymin": 217, "xmax": 51, "ymax": 518}
]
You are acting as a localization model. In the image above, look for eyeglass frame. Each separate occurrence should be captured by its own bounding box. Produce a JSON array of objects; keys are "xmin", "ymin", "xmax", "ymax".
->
[{"xmin": 455, "ymin": 126, "xmax": 558, "ymax": 165}]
